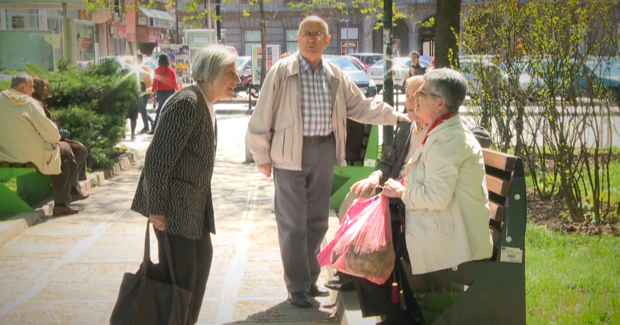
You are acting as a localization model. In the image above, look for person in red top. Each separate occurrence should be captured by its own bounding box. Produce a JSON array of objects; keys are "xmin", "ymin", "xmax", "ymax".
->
[{"xmin": 148, "ymin": 53, "xmax": 178, "ymax": 134}]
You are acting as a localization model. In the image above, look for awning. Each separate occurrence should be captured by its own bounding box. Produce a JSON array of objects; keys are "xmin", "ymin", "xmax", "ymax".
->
[
  {"xmin": 0, "ymin": 0, "xmax": 87, "ymax": 9},
  {"xmin": 138, "ymin": 7, "xmax": 175, "ymax": 22}
]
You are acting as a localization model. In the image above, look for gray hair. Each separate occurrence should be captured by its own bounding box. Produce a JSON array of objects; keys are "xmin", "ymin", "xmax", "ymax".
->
[
  {"xmin": 11, "ymin": 72, "xmax": 31, "ymax": 89},
  {"xmin": 298, "ymin": 15, "xmax": 329, "ymax": 35},
  {"xmin": 423, "ymin": 68, "xmax": 468, "ymax": 111},
  {"xmin": 191, "ymin": 45, "xmax": 237, "ymax": 84}
]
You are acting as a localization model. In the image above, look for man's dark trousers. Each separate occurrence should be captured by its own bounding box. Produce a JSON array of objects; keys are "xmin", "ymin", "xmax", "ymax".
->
[{"xmin": 273, "ymin": 136, "xmax": 335, "ymax": 294}]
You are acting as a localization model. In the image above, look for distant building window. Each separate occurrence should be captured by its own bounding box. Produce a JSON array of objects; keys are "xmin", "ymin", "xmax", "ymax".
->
[
  {"xmin": 245, "ymin": 30, "xmax": 260, "ymax": 42},
  {"xmin": 341, "ymin": 28, "xmax": 358, "ymax": 40},
  {"xmin": 286, "ymin": 30, "xmax": 298, "ymax": 53}
]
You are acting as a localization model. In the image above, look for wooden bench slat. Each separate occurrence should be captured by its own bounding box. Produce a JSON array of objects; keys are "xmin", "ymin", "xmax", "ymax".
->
[
  {"xmin": 489, "ymin": 201, "xmax": 507, "ymax": 223},
  {"xmin": 486, "ymin": 174, "xmax": 511, "ymax": 197},
  {"xmin": 483, "ymin": 149, "xmax": 517, "ymax": 172}
]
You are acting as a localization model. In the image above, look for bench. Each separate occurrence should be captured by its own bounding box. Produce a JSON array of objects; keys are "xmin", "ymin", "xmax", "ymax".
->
[
  {"xmin": 400, "ymin": 149, "xmax": 527, "ymax": 324},
  {"xmin": 0, "ymin": 162, "xmax": 53, "ymax": 215},
  {"xmin": 329, "ymin": 119, "xmax": 379, "ymax": 209}
]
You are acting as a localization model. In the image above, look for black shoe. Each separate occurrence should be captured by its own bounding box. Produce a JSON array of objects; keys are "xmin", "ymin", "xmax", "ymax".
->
[
  {"xmin": 325, "ymin": 279, "xmax": 355, "ymax": 291},
  {"xmin": 287, "ymin": 292, "xmax": 312, "ymax": 308},
  {"xmin": 308, "ymin": 284, "xmax": 330, "ymax": 297}
]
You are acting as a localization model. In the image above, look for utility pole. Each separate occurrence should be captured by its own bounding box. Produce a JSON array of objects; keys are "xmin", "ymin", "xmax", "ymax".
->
[
  {"xmin": 216, "ymin": 0, "xmax": 222, "ymax": 42},
  {"xmin": 382, "ymin": 0, "xmax": 394, "ymax": 155}
]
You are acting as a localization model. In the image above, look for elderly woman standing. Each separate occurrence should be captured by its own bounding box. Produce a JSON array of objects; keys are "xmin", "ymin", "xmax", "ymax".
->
[
  {"xmin": 130, "ymin": 45, "xmax": 240, "ymax": 324},
  {"xmin": 383, "ymin": 68, "xmax": 493, "ymax": 278}
]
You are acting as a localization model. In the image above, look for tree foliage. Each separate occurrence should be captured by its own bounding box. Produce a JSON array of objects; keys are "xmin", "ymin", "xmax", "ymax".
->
[
  {"xmin": 1, "ymin": 59, "xmax": 139, "ymax": 169},
  {"xmin": 461, "ymin": 0, "xmax": 619, "ymax": 223}
]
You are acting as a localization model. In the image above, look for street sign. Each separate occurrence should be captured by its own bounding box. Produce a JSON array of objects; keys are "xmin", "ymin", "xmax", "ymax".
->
[{"xmin": 251, "ymin": 44, "xmax": 280, "ymax": 86}]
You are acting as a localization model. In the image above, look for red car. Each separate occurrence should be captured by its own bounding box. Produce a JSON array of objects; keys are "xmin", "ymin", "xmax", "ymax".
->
[{"xmin": 348, "ymin": 53, "xmax": 384, "ymax": 72}]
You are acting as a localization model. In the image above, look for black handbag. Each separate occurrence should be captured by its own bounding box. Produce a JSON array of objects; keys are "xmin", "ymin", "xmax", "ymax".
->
[{"xmin": 110, "ymin": 221, "xmax": 192, "ymax": 325}]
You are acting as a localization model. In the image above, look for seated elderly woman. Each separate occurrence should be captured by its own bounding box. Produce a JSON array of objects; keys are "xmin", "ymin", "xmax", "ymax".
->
[{"xmin": 381, "ymin": 68, "xmax": 494, "ymax": 323}]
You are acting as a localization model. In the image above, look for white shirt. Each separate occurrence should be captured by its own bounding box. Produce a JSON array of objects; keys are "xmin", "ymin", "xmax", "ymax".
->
[
  {"xmin": 194, "ymin": 84, "xmax": 216, "ymax": 129},
  {"xmin": 398, "ymin": 122, "xmax": 426, "ymax": 180}
]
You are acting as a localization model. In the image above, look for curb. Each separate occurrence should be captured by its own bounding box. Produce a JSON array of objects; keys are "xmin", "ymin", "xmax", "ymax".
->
[{"xmin": 0, "ymin": 149, "xmax": 140, "ymax": 246}]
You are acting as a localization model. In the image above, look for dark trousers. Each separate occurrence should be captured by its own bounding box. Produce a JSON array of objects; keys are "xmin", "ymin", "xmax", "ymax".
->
[
  {"xmin": 154, "ymin": 226, "xmax": 213, "ymax": 325},
  {"xmin": 351, "ymin": 202, "xmax": 423, "ymax": 323},
  {"xmin": 138, "ymin": 94, "xmax": 152, "ymax": 131},
  {"xmin": 152, "ymin": 90, "xmax": 175, "ymax": 131},
  {"xmin": 66, "ymin": 140, "xmax": 88, "ymax": 181},
  {"xmin": 52, "ymin": 141, "xmax": 78, "ymax": 205},
  {"xmin": 273, "ymin": 137, "xmax": 335, "ymax": 293}
]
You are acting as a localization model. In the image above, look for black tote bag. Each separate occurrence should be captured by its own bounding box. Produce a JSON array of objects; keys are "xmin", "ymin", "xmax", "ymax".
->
[{"xmin": 110, "ymin": 221, "xmax": 192, "ymax": 325}]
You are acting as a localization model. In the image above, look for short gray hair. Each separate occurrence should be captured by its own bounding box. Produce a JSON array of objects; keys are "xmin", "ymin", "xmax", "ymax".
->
[
  {"xmin": 11, "ymin": 72, "xmax": 31, "ymax": 89},
  {"xmin": 423, "ymin": 68, "xmax": 468, "ymax": 111},
  {"xmin": 191, "ymin": 45, "xmax": 237, "ymax": 84},
  {"xmin": 298, "ymin": 15, "xmax": 329, "ymax": 35}
]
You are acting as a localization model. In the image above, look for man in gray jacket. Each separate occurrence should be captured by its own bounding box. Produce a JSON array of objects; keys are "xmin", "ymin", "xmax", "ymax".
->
[{"xmin": 247, "ymin": 15, "xmax": 409, "ymax": 308}]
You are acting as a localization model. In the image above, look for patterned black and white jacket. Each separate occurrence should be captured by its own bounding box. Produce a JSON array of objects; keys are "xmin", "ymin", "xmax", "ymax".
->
[{"xmin": 131, "ymin": 84, "xmax": 217, "ymax": 239}]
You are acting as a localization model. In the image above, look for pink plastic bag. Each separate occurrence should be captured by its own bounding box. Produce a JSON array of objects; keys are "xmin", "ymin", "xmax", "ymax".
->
[{"xmin": 318, "ymin": 195, "xmax": 395, "ymax": 285}]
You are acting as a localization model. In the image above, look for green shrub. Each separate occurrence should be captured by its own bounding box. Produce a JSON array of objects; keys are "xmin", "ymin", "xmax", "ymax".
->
[{"xmin": 16, "ymin": 59, "xmax": 139, "ymax": 169}]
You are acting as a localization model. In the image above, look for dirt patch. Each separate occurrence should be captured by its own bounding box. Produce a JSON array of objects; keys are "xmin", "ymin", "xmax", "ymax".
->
[{"xmin": 526, "ymin": 190, "xmax": 620, "ymax": 236}]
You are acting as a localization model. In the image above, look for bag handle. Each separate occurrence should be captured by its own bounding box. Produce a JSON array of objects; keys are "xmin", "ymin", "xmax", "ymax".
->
[
  {"xmin": 141, "ymin": 220, "xmax": 179, "ymax": 285},
  {"xmin": 156, "ymin": 68, "xmax": 169, "ymax": 91}
]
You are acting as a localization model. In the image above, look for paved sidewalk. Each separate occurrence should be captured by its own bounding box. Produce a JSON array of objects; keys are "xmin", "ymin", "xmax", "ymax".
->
[{"xmin": 0, "ymin": 116, "xmax": 339, "ymax": 324}]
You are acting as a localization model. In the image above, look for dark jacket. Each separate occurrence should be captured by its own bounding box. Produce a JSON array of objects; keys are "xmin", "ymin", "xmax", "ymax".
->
[
  {"xmin": 131, "ymin": 85, "xmax": 217, "ymax": 239},
  {"xmin": 375, "ymin": 121, "xmax": 413, "ymax": 184}
]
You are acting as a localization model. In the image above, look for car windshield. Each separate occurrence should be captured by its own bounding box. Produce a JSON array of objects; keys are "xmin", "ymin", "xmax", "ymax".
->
[
  {"xmin": 586, "ymin": 60, "xmax": 620, "ymax": 78},
  {"xmin": 324, "ymin": 56, "xmax": 360, "ymax": 71},
  {"xmin": 237, "ymin": 57, "xmax": 248, "ymax": 67}
]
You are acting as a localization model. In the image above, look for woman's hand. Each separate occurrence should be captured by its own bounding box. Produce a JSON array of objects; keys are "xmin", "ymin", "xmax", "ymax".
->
[
  {"xmin": 350, "ymin": 174, "xmax": 380, "ymax": 196},
  {"xmin": 381, "ymin": 178, "xmax": 404, "ymax": 198},
  {"xmin": 149, "ymin": 214, "xmax": 167, "ymax": 231}
]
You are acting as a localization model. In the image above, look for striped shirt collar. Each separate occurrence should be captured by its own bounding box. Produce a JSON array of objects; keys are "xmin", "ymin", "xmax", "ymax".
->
[{"xmin": 299, "ymin": 54, "xmax": 324, "ymax": 73}]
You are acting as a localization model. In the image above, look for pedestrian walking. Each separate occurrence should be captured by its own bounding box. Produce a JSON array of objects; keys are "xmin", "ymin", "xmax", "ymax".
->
[
  {"xmin": 247, "ymin": 15, "xmax": 409, "ymax": 309},
  {"xmin": 149, "ymin": 53, "xmax": 178, "ymax": 134},
  {"xmin": 130, "ymin": 45, "xmax": 240, "ymax": 324}
]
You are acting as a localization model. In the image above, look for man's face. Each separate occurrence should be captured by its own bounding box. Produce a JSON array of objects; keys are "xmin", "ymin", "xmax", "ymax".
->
[
  {"xmin": 20, "ymin": 77, "xmax": 35, "ymax": 97},
  {"xmin": 411, "ymin": 55, "xmax": 419, "ymax": 66},
  {"xmin": 297, "ymin": 21, "xmax": 331, "ymax": 64}
]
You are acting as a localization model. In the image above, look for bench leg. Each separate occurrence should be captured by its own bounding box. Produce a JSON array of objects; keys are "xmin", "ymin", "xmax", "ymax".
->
[
  {"xmin": 16, "ymin": 172, "xmax": 53, "ymax": 199},
  {"xmin": 0, "ymin": 182, "xmax": 34, "ymax": 214},
  {"xmin": 428, "ymin": 262, "xmax": 526, "ymax": 325}
]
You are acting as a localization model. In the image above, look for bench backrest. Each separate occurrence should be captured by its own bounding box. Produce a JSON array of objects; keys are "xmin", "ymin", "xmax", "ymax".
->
[
  {"xmin": 482, "ymin": 149, "xmax": 527, "ymax": 262},
  {"xmin": 0, "ymin": 162, "xmax": 37, "ymax": 168},
  {"xmin": 344, "ymin": 119, "xmax": 379, "ymax": 167}
]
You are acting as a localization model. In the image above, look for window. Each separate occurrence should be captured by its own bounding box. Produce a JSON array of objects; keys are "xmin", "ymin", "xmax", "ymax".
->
[
  {"xmin": 245, "ymin": 30, "xmax": 261, "ymax": 56},
  {"xmin": 340, "ymin": 28, "xmax": 358, "ymax": 40},
  {"xmin": 286, "ymin": 30, "xmax": 298, "ymax": 53}
]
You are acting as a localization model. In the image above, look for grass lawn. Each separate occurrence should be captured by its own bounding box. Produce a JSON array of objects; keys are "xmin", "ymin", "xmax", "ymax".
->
[
  {"xmin": 526, "ymin": 224, "xmax": 620, "ymax": 324},
  {"xmin": 421, "ymin": 223, "xmax": 620, "ymax": 324}
]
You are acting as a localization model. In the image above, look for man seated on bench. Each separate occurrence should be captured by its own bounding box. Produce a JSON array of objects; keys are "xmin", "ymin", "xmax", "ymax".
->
[
  {"xmin": 377, "ymin": 69, "xmax": 494, "ymax": 324},
  {"xmin": 0, "ymin": 73, "xmax": 88, "ymax": 216}
]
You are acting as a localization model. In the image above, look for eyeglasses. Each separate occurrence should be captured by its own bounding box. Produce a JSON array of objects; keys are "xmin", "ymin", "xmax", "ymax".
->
[
  {"xmin": 300, "ymin": 31, "xmax": 326, "ymax": 40},
  {"xmin": 417, "ymin": 88, "xmax": 443, "ymax": 99}
]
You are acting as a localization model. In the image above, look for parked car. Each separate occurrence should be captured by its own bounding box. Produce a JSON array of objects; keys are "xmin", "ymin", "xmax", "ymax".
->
[
  {"xmin": 459, "ymin": 56, "xmax": 508, "ymax": 96},
  {"xmin": 235, "ymin": 56, "xmax": 252, "ymax": 92},
  {"xmin": 346, "ymin": 55, "xmax": 365, "ymax": 71},
  {"xmin": 349, "ymin": 53, "xmax": 383, "ymax": 72},
  {"xmin": 517, "ymin": 57, "xmax": 620, "ymax": 100},
  {"xmin": 367, "ymin": 57, "xmax": 430, "ymax": 93},
  {"xmin": 323, "ymin": 55, "xmax": 377, "ymax": 97}
]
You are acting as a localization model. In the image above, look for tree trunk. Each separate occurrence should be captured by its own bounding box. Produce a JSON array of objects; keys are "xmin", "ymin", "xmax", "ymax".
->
[
  {"xmin": 435, "ymin": 0, "xmax": 462, "ymax": 68},
  {"xmin": 259, "ymin": 0, "xmax": 267, "ymax": 85}
]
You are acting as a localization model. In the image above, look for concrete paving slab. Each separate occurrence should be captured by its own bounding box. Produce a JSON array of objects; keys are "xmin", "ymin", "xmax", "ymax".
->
[{"xmin": 0, "ymin": 116, "xmax": 343, "ymax": 324}]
